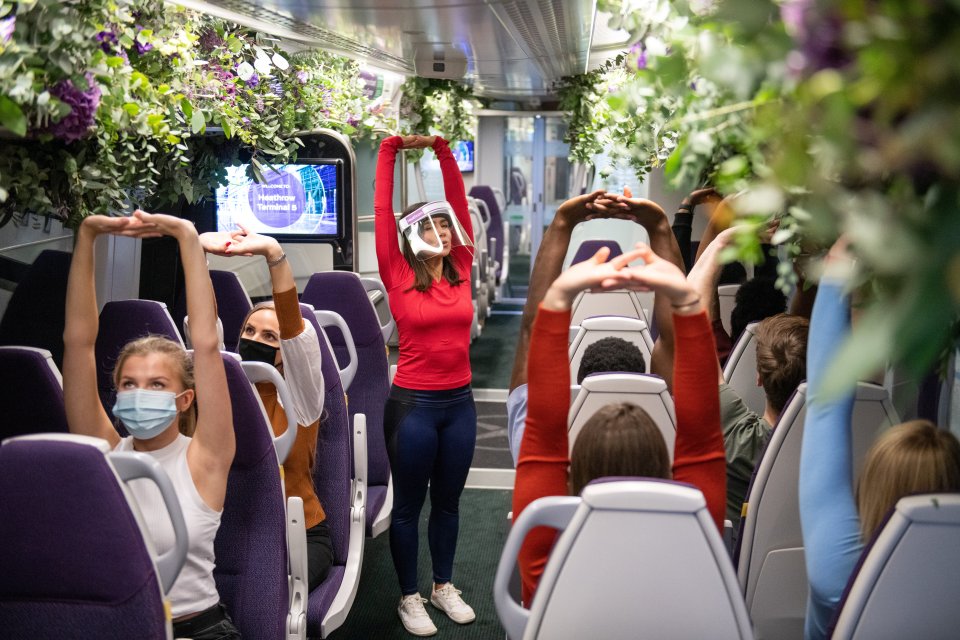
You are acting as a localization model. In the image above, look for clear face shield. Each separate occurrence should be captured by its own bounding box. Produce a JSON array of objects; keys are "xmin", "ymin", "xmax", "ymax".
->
[{"xmin": 398, "ymin": 201, "xmax": 474, "ymax": 260}]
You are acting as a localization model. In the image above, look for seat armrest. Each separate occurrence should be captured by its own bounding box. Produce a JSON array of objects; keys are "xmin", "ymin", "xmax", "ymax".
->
[
  {"xmin": 360, "ymin": 276, "xmax": 397, "ymax": 344},
  {"xmin": 286, "ymin": 496, "xmax": 308, "ymax": 640},
  {"xmin": 110, "ymin": 452, "xmax": 189, "ymax": 594},
  {"xmin": 313, "ymin": 310, "xmax": 360, "ymax": 392},
  {"xmin": 240, "ymin": 360, "xmax": 299, "ymax": 464},
  {"xmin": 494, "ymin": 496, "xmax": 580, "ymax": 640}
]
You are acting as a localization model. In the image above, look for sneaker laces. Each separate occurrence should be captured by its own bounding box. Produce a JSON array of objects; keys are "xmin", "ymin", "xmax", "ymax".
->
[
  {"xmin": 434, "ymin": 584, "xmax": 464, "ymax": 604},
  {"xmin": 401, "ymin": 594, "xmax": 430, "ymax": 613}
]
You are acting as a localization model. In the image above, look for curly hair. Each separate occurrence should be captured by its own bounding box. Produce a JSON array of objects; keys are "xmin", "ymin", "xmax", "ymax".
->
[
  {"xmin": 577, "ymin": 337, "xmax": 646, "ymax": 384},
  {"xmin": 730, "ymin": 277, "xmax": 787, "ymax": 344}
]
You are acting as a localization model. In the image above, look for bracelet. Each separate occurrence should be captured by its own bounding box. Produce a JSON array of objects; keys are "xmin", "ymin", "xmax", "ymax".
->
[
  {"xmin": 671, "ymin": 296, "xmax": 701, "ymax": 309},
  {"xmin": 267, "ymin": 252, "xmax": 287, "ymax": 268}
]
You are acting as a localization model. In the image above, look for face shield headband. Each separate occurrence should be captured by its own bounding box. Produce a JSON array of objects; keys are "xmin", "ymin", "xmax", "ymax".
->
[{"xmin": 398, "ymin": 201, "xmax": 473, "ymax": 260}]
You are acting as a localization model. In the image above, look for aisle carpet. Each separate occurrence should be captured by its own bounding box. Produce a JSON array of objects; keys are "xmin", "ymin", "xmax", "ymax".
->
[{"xmin": 328, "ymin": 488, "xmax": 513, "ymax": 640}]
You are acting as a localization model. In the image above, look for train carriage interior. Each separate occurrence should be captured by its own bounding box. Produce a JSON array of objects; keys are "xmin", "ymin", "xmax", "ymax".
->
[{"xmin": 3, "ymin": 0, "xmax": 960, "ymax": 638}]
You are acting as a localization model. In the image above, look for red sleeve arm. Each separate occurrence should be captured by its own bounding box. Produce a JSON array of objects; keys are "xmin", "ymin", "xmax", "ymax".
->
[
  {"xmin": 375, "ymin": 136, "xmax": 406, "ymax": 290},
  {"xmin": 433, "ymin": 137, "xmax": 474, "ymax": 275},
  {"xmin": 671, "ymin": 310, "xmax": 727, "ymax": 531},
  {"xmin": 512, "ymin": 305, "xmax": 572, "ymax": 605}
]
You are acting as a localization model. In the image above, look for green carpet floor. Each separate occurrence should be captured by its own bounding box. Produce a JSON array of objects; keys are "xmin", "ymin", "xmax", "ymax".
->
[{"xmin": 328, "ymin": 488, "xmax": 513, "ymax": 640}]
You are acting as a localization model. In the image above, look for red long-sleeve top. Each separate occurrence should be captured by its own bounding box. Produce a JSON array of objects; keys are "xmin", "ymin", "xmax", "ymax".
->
[
  {"xmin": 512, "ymin": 305, "xmax": 726, "ymax": 604},
  {"xmin": 375, "ymin": 136, "xmax": 475, "ymax": 390}
]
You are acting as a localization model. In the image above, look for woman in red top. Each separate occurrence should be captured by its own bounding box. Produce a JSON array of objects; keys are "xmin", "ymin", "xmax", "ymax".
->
[
  {"xmin": 512, "ymin": 244, "xmax": 727, "ymax": 605},
  {"xmin": 375, "ymin": 134, "xmax": 477, "ymax": 636}
]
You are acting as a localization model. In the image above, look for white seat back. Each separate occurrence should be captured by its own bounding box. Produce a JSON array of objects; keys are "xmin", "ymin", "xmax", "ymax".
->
[
  {"xmin": 569, "ymin": 290, "xmax": 649, "ymax": 326},
  {"xmin": 723, "ymin": 322, "xmax": 765, "ymax": 416},
  {"xmin": 718, "ymin": 284, "xmax": 740, "ymax": 337},
  {"xmin": 568, "ymin": 316, "xmax": 654, "ymax": 383},
  {"xmin": 832, "ymin": 493, "xmax": 960, "ymax": 639},
  {"xmin": 494, "ymin": 480, "xmax": 754, "ymax": 640},
  {"xmin": 568, "ymin": 373, "xmax": 676, "ymax": 461},
  {"xmin": 738, "ymin": 382, "xmax": 899, "ymax": 639}
]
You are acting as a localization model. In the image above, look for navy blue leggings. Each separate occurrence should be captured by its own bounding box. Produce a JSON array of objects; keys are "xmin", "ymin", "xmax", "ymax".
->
[{"xmin": 384, "ymin": 384, "xmax": 476, "ymax": 595}]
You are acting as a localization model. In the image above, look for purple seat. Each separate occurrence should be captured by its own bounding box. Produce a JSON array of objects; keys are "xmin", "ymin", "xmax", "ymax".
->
[
  {"xmin": 300, "ymin": 304, "xmax": 366, "ymax": 638},
  {"xmin": 302, "ymin": 273, "xmax": 391, "ymax": 538},
  {"xmin": 0, "ymin": 434, "xmax": 186, "ymax": 639},
  {"xmin": 213, "ymin": 353, "xmax": 289, "ymax": 639},
  {"xmin": 173, "ymin": 270, "xmax": 252, "ymax": 352},
  {"xmin": 469, "ymin": 185, "xmax": 507, "ymax": 283},
  {"xmin": 571, "ymin": 240, "xmax": 623, "ymax": 265},
  {"xmin": 95, "ymin": 299, "xmax": 183, "ymax": 425},
  {"xmin": 0, "ymin": 250, "xmax": 71, "ymax": 368},
  {"xmin": 0, "ymin": 346, "xmax": 67, "ymax": 439}
]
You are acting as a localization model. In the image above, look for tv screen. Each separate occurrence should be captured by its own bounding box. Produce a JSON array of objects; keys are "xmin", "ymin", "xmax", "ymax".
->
[
  {"xmin": 215, "ymin": 159, "xmax": 343, "ymax": 239},
  {"xmin": 453, "ymin": 140, "xmax": 474, "ymax": 173}
]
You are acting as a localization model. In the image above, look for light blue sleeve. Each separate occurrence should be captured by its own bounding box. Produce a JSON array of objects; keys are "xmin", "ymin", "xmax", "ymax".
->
[
  {"xmin": 799, "ymin": 280, "xmax": 864, "ymax": 640},
  {"xmin": 506, "ymin": 384, "xmax": 528, "ymax": 467}
]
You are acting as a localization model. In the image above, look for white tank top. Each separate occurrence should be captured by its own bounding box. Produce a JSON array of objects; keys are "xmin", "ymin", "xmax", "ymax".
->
[{"xmin": 115, "ymin": 434, "xmax": 222, "ymax": 618}]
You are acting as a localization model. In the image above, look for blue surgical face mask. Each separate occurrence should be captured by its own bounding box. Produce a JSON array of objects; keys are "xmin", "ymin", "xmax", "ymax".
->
[{"xmin": 113, "ymin": 389, "xmax": 186, "ymax": 440}]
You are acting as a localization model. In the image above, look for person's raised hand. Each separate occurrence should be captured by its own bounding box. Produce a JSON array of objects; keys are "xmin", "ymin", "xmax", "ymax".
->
[
  {"xmin": 198, "ymin": 231, "xmax": 233, "ymax": 256},
  {"xmin": 685, "ymin": 186, "xmax": 721, "ymax": 207},
  {"xmin": 541, "ymin": 245, "xmax": 649, "ymax": 312},
  {"xmin": 602, "ymin": 186, "xmax": 667, "ymax": 226},
  {"xmin": 132, "ymin": 210, "xmax": 195, "ymax": 239},
  {"xmin": 620, "ymin": 243, "xmax": 700, "ymax": 312},
  {"xmin": 399, "ymin": 135, "xmax": 437, "ymax": 150},
  {"xmin": 554, "ymin": 189, "xmax": 612, "ymax": 226},
  {"xmin": 221, "ymin": 224, "xmax": 283, "ymax": 259},
  {"xmin": 79, "ymin": 214, "xmax": 162, "ymax": 239}
]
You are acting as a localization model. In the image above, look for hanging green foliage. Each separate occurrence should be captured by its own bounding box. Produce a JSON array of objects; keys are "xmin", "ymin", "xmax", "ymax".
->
[
  {"xmin": 0, "ymin": 0, "xmax": 393, "ymax": 227},
  {"xmin": 573, "ymin": 0, "xmax": 960, "ymax": 390},
  {"xmin": 398, "ymin": 77, "xmax": 480, "ymax": 162}
]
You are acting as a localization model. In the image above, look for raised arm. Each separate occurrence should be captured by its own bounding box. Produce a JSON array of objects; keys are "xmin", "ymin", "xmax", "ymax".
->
[
  {"xmin": 622, "ymin": 245, "xmax": 726, "ymax": 530},
  {"xmin": 512, "ymin": 246, "xmax": 646, "ymax": 603},
  {"xmin": 63, "ymin": 216, "xmax": 159, "ymax": 447},
  {"xmin": 606, "ymin": 188, "xmax": 686, "ymax": 390},
  {"xmin": 374, "ymin": 136, "xmax": 407, "ymax": 290},
  {"xmin": 686, "ymin": 226, "xmax": 739, "ymax": 383},
  {"xmin": 799, "ymin": 245, "xmax": 861, "ymax": 640},
  {"xmin": 673, "ymin": 187, "xmax": 720, "ymax": 273},
  {"xmin": 433, "ymin": 137, "xmax": 472, "ymax": 244},
  {"xmin": 200, "ymin": 227, "xmax": 324, "ymax": 425},
  {"xmin": 138, "ymin": 211, "xmax": 234, "ymax": 512},
  {"xmin": 508, "ymin": 189, "xmax": 610, "ymax": 392}
]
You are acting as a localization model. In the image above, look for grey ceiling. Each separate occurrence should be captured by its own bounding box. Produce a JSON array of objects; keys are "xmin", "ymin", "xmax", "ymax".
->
[{"xmin": 175, "ymin": 0, "xmax": 631, "ymax": 99}]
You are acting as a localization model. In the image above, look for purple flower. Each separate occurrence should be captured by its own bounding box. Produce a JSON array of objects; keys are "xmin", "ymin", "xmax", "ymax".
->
[
  {"xmin": 134, "ymin": 26, "xmax": 153, "ymax": 55},
  {"xmin": 780, "ymin": 0, "xmax": 850, "ymax": 72},
  {"xmin": 246, "ymin": 72, "xmax": 260, "ymax": 88},
  {"xmin": 48, "ymin": 73, "xmax": 101, "ymax": 143},
  {"xmin": 269, "ymin": 79, "xmax": 284, "ymax": 98},
  {"xmin": 96, "ymin": 29, "xmax": 118, "ymax": 54},
  {"xmin": 347, "ymin": 114, "xmax": 360, "ymax": 128},
  {"xmin": 0, "ymin": 15, "xmax": 15, "ymax": 45},
  {"xmin": 629, "ymin": 42, "xmax": 647, "ymax": 70},
  {"xmin": 296, "ymin": 70, "xmax": 309, "ymax": 84},
  {"xmin": 198, "ymin": 29, "xmax": 224, "ymax": 52},
  {"xmin": 242, "ymin": 117, "xmax": 251, "ymax": 125},
  {"xmin": 255, "ymin": 96, "xmax": 265, "ymax": 112},
  {"xmin": 213, "ymin": 67, "xmax": 237, "ymax": 95}
]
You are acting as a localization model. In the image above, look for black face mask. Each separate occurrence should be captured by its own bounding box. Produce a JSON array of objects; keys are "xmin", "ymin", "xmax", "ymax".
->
[{"xmin": 238, "ymin": 338, "xmax": 279, "ymax": 367}]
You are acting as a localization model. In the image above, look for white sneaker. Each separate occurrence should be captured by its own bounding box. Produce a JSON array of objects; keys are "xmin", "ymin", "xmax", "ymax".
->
[
  {"xmin": 398, "ymin": 593, "xmax": 438, "ymax": 636},
  {"xmin": 430, "ymin": 583, "xmax": 476, "ymax": 624}
]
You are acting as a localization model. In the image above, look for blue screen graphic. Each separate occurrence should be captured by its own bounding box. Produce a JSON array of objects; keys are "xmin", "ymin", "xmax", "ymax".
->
[{"xmin": 215, "ymin": 163, "xmax": 340, "ymax": 236}]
